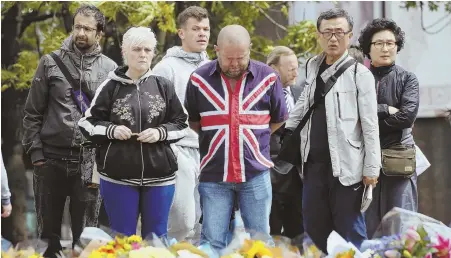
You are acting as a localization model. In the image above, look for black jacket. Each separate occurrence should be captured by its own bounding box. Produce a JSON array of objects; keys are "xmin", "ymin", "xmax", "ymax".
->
[
  {"xmin": 270, "ymin": 84, "xmax": 303, "ymax": 195},
  {"xmin": 371, "ymin": 63, "xmax": 419, "ymax": 148},
  {"xmin": 22, "ymin": 36, "xmax": 117, "ymax": 163},
  {"xmin": 78, "ymin": 66, "xmax": 188, "ymax": 185}
]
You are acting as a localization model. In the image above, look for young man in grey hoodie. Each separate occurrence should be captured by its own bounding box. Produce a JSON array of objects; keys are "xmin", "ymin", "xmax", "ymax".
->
[{"xmin": 152, "ymin": 6, "xmax": 210, "ymax": 241}]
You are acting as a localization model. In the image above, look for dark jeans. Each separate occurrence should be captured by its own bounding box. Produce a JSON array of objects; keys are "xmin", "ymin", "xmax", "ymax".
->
[
  {"xmin": 269, "ymin": 170, "xmax": 304, "ymax": 239},
  {"xmin": 302, "ymin": 160, "xmax": 367, "ymax": 253},
  {"xmin": 33, "ymin": 159, "xmax": 101, "ymax": 258}
]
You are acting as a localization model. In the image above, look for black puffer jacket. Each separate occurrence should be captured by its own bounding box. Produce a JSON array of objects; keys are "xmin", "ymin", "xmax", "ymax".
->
[
  {"xmin": 78, "ymin": 66, "xmax": 188, "ymax": 186},
  {"xmin": 371, "ymin": 63, "xmax": 419, "ymax": 148}
]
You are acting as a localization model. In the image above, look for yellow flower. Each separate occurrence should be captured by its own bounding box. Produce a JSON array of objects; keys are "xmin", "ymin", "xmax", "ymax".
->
[
  {"xmin": 103, "ymin": 245, "xmax": 114, "ymax": 251},
  {"xmin": 124, "ymin": 243, "xmax": 132, "ymax": 251},
  {"xmin": 89, "ymin": 250, "xmax": 104, "ymax": 258},
  {"xmin": 115, "ymin": 236, "xmax": 126, "ymax": 245},
  {"xmin": 128, "ymin": 235, "xmax": 143, "ymax": 243},
  {"xmin": 402, "ymin": 250, "xmax": 412, "ymax": 258},
  {"xmin": 244, "ymin": 240, "xmax": 272, "ymax": 257},
  {"xmin": 335, "ymin": 249, "xmax": 356, "ymax": 258},
  {"xmin": 29, "ymin": 255, "xmax": 43, "ymax": 258}
]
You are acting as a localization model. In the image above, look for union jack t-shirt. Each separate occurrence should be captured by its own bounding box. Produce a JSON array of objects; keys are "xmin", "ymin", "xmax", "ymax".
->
[{"xmin": 184, "ymin": 60, "xmax": 288, "ymax": 183}]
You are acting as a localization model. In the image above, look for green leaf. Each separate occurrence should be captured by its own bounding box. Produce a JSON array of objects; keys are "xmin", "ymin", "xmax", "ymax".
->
[
  {"xmin": 428, "ymin": 1, "xmax": 439, "ymax": 11},
  {"xmin": 281, "ymin": 5, "xmax": 288, "ymax": 17},
  {"xmin": 417, "ymin": 225, "xmax": 428, "ymax": 240}
]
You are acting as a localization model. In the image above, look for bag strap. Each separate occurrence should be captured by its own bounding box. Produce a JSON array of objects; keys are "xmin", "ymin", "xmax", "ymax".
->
[
  {"xmin": 291, "ymin": 59, "xmax": 357, "ymax": 136},
  {"xmin": 305, "ymin": 57, "xmax": 313, "ymax": 77},
  {"xmin": 49, "ymin": 52, "xmax": 80, "ymax": 91}
]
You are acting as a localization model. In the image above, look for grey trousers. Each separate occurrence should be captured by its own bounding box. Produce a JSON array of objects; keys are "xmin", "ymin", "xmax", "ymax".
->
[
  {"xmin": 33, "ymin": 159, "xmax": 101, "ymax": 257},
  {"xmin": 365, "ymin": 172, "xmax": 418, "ymax": 238},
  {"xmin": 167, "ymin": 145, "xmax": 201, "ymax": 241}
]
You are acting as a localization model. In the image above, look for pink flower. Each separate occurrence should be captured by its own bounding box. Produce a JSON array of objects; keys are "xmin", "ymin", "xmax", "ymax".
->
[
  {"xmin": 425, "ymin": 252, "xmax": 433, "ymax": 258},
  {"xmin": 405, "ymin": 228, "xmax": 421, "ymax": 242},
  {"xmin": 405, "ymin": 239, "xmax": 416, "ymax": 252},
  {"xmin": 433, "ymin": 235, "xmax": 451, "ymax": 258},
  {"xmin": 131, "ymin": 242, "xmax": 140, "ymax": 250}
]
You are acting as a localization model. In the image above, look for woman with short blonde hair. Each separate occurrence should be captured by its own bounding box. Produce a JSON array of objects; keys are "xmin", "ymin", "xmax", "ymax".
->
[{"xmin": 79, "ymin": 26, "xmax": 188, "ymax": 238}]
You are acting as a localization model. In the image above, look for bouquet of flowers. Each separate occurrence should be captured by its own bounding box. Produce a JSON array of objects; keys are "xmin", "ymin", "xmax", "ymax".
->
[
  {"xmin": 86, "ymin": 234, "xmax": 214, "ymax": 258},
  {"xmin": 88, "ymin": 235, "xmax": 157, "ymax": 258},
  {"xmin": 1, "ymin": 249, "xmax": 44, "ymax": 258},
  {"xmin": 220, "ymin": 237, "xmax": 305, "ymax": 258},
  {"xmin": 366, "ymin": 226, "xmax": 450, "ymax": 258},
  {"xmin": 1, "ymin": 239, "xmax": 62, "ymax": 258},
  {"xmin": 326, "ymin": 231, "xmax": 369, "ymax": 258}
]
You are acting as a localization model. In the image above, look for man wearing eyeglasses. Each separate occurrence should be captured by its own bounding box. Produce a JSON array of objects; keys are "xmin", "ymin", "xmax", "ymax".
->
[
  {"xmin": 22, "ymin": 5, "xmax": 116, "ymax": 257},
  {"xmin": 285, "ymin": 8, "xmax": 381, "ymax": 253}
]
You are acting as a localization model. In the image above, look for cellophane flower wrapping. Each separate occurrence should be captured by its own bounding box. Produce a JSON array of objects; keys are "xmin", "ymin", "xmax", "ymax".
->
[
  {"xmin": 76, "ymin": 227, "xmax": 216, "ymax": 258},
  {"xmin": 360, "ymin": 208, "xmax": 451, "ymax": 258},
  {"xmin": 1, "ymin": 238, "xmax": 64, "ymax": 258}
]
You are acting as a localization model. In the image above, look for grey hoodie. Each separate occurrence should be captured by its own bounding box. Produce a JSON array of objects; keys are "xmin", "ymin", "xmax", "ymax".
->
[
  {"xmin": 152, "ymin": 46, "xmax": 209, "ymax": 148},
  {"xmin": 1, "ymin": 152, "xmax": 11, "ymax": 205}
]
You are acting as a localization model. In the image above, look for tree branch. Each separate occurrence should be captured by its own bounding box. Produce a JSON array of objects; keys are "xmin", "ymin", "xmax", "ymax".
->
[
  {"xmin": 419, "ymin": 2, "xmax": 451, "ymax": 35},
  {"xmin": 248, "ymin": 2, "xmax": 287, "ymax": 31},
  {"xmin": 34, "ymin": 23, "xmax": 42, "ymax": 57},
  {"xmin": 20, "ymin": 12, "xmax": 61, "ymax": 37}
]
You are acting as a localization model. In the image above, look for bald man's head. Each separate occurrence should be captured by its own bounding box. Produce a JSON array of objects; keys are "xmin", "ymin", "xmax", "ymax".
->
[
  {"xmin": 215, "ymin": 25, "xmax": 252, "ymax": 79},
  {"xmin": 217, "ymin": 25, "xmax": 251, "ymax": 47}
]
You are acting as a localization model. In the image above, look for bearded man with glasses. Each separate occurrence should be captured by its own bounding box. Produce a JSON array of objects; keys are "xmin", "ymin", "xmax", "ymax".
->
[
  {"xmin": 22, "ymin": 5, "xmax": 117, "ymax": 257},
  {"xmin": 284, "ymin": 8, "xmax": 381, "ymax": 253}
]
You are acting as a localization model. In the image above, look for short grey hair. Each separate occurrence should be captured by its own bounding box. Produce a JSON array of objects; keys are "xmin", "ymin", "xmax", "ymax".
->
[
  {"xmin": 317, "ymin": 8, "xmax": 354, "ymax": 31},
  {"xmin": 121, "ymin": 27, "xmax": 157, "ymax": 65}
]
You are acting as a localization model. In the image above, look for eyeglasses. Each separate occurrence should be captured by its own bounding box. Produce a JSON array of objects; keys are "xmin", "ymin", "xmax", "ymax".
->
[
  {"xmin": 73, "ymin": 24, "xmax": 97, "ymax": 33},
  {"xmin": 371, "ymin": 41, "xmax": 397, "ymax": 50},
  {"xmin": 319, "ymin": 30, "xmax": 351, "ymax": 40}
]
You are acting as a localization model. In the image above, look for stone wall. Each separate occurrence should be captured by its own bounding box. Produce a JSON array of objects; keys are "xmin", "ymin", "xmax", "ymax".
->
[{"xmin": 414, "ymin": 118, "xmax": 451, "ymax": 224}]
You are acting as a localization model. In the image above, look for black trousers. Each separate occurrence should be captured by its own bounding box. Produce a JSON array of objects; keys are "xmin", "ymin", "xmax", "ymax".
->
[
  {"xmin": 33, "ymin": 159, "xmax": 101, "ymax": 257},
  {"xmin": 269, "ymin": 168, "xmax": 304, "ymax": 239},
  {"xmin": 302, "ymin": 160, "xmax": 367, "ymax": 253}
]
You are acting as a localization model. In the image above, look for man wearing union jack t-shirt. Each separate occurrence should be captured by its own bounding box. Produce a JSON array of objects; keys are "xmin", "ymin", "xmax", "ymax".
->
[{"xmin": 184, "ymin": 25, "xmax": 288, "ymax": 252}]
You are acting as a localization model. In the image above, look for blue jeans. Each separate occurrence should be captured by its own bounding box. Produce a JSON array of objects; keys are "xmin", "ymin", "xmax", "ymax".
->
[
  {"xmin": 199, "ymin": 171, "xmax": 272, "ymax": 252},
  {"xmin": 100, "ymin": 179, "xmax": 175, "ymax": 238}
]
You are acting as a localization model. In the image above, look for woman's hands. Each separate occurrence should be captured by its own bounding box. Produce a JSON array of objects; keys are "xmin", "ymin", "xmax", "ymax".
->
[
  {"xmin": 137, "ymin": 128, "xmax": 161, "ymax": 143},
  {"xmin": 113, "ymin": 126, "xmax": 161, "ymax": 143}
]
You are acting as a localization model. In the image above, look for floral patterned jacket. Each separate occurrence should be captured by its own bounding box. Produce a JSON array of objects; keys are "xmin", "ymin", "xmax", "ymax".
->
[{"xmin": 78, "ymin": 66, "xmax": 188, "ymax": 185}]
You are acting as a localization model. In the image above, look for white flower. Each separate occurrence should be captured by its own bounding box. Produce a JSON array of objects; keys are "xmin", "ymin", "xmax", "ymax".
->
[{"xmin": 128, "ymin": 246, "xmax": 175, "ymax": 258}]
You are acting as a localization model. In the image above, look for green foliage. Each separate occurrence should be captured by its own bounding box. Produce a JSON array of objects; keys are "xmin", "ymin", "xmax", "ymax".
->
[
  {"xmin": 203, "ymin": 1, "xmax": 320, "ymax": 61},
  {"xmin": 97, "ymin": 1, "xmax": 176, "ymax": 32},
  {"xmin": 402, "ymin": 1, "xmax": 451, "ymax": 13},
  {"xmin": 41, "ymin": 27, "xmax": 68, "ymax": 54},
  {"xmin": 2, "ymin": 1, "xmax": 321, "ymax": 91},
  {"xmin": 1, "ymin": 51, "xmax": 39, "ymax": 91},
  {"xmin": 279, "ymin": 20, "xmax": 321, "ymax": 60},
  {"xmin": 1, "ymin": 1, "xmax": 16, "ymax": 15}
]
